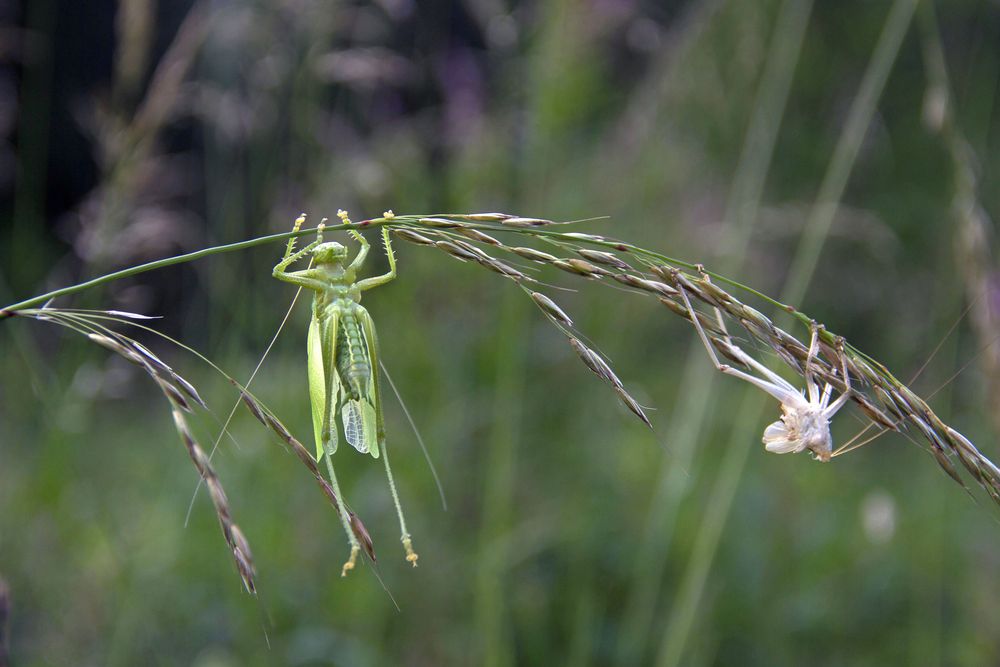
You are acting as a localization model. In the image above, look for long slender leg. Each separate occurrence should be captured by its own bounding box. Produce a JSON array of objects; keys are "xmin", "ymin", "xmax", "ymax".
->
[
  {"xmin": 691, "ymin": 268, "xmax": 799, "ymax": 394},
  {"xmin": 347, "ymin": 229, "xmax": 371, "ymax": 272},
  {"xmin": 677, "ymin": 278, "xmax": 802, "ymax": 405},
  {"xmin": 356, "ymin": 228, "xmax": 398, "ymax": 291},
  {"xmin": 274, "ymin": 219, "xmax": 326, "ymax": 275},
  {"xmin": 804, "ymin": 323, "xmax": 820, "ymax": 404},
  {"xmin": 323, "ymin": 453, "xmax": 362, "ymax": 576},
  {"xmin": 380, "ymin": 436, "xmax": 419, "ymax": 566},
  {"xmin": 357, "ymin": 303, "xmax": 416, "ymax": 564},
  {"xmin": 823, "ymin": 338, "xmax": 853, "ymax": 417},
  {"xmin": 282, "ymin": 214, "xmax": 307, "ymax": 259}
]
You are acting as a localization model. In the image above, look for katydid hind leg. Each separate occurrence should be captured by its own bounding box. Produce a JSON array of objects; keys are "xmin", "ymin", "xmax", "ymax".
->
[{"xmin": 357, "ymin": 307, "xmax": 419, "ymax": 564}]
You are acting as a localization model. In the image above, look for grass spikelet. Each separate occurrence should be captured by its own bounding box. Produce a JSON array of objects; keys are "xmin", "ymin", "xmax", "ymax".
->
[
  {"xmin": 393, "ymin": 229, "xmax": 436, "ymax": 246},
  {"xmin": 500, "ymin": 216, "xmax": 552, "ymax": 227},
  {"xmin": 568, "ymin": 337, "xmax": 622, "ymax": 389},
  {"xmin": 456, "ymin": 228, "xmax": 502, "ymax": 246},
  {"xmin": 350, "ymin": 512, "xmax": 376, "ymax": 562},
  {"xmin": 171, "ymin": 408, "xmax": 256, "ymax": 593},
  {"xmin": 614, "ymin": 386, "xmax": 653, "ymax": 428},
  {"xmin": 435, "ymin": 240, "xmax": 480, "ymax": 262},
  {"xmin": 577, "ymin": 248, "xmax": 631, "ymax": 269},
  {"xmin": 510, "ymin": 246, "xmax": 559, "ymax": 263},
  {"xmin": 552, "ymin": 258, "xmax": 609, "ymax": 278},
  {"xmin": 530, "ymin": 292, "xmax": 573, "ymax": 327}
]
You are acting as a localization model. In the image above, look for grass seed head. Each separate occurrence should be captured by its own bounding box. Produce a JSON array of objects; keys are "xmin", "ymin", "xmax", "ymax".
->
[
  {"xmin": 349, "ymin": 511, "xmax": 376, "ymax": 562},
  {"xmin": 577, "ymin": 248, "xmax": 630, "ymax": 269},
  {"xmin": 614, "ymin": 386, "xmax": 652, "ymax": 428},
  {"xmin": 418, "ymin": 217, "xmax": 465, "ymax": 229},
  {"xmin": 237, "ymin": 386, "xmax": 269, "ymax": 426},
  {"xmin": 568, "ymin": 337, "xmax": 623, "ymax": 389},
  {"xmin": 530, "ymin": 292, "xmax": 573, "ymax": 327},
  {"xmin": 463, "ymin": 212, "xmax": 511, "ymax": 221},
  {"xmin": 156, "ymin": 377, "xmax": 192, "ymax": 412},
  {"xmin": 511, "ymin": 247, "xmax": 558, "ymax": 263},
  {"xmin": 456, "ymin": 228, "xmax": 502, "ymax": 245},
  {"xmin": 500, "ymin": 217, "xmax": 551, "ymax": 227},
  {"xmin": 552, "ymin": 259, "xmax": 607, "ymax": 279},
  {"xmin": 394, "ymin": 229, "xmax": 437, "ymax": 246},
  {"xmin": 480, "ymin": 258, "xmax": 527, "ymax": 281},
  {"xmin": 435, "ymin": 240, "xmax": 479, "ymax": 262}
]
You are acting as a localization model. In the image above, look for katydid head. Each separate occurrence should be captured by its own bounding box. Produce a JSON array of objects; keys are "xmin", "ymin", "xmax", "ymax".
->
[{"xmin": 313, "ymin": 241, "xmax": 349, "ymax": 266}]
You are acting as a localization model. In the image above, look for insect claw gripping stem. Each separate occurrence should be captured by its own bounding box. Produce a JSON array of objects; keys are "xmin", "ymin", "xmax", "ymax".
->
[
  {"xmin": 402, "ymin": 536, "xmax": 419, "ymax": 567},
  {"xmin": 284, "ymin": 213, "xmax": 306, "ymax": 257},
  {"xmin": 342, "ymin": 546, "xmax": 360, "ymax": 577}
]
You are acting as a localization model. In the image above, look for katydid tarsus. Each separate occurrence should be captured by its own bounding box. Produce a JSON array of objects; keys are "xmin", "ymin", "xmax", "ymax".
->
[{"xmin": 273, "ymin": 211, "xmax": 417, "ymax": 576}]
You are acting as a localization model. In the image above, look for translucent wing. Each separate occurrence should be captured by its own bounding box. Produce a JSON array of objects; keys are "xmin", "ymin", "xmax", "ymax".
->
[
  {"xmin": 356, "ymin": 307, "xmax": 385, "ymax": 459},
  {"xmin": 343, "ymin": 399, "xmax": 376, "ymax": 455},
  {"xmin": 341, "ymin": 306, "xmax": 381, "ymax": 459}
]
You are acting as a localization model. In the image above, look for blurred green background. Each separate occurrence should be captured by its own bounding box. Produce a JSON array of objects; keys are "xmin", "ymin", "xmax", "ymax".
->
[{"xmin": 2, "ymin": 0, "xmax": 1000, "ymax": 664}]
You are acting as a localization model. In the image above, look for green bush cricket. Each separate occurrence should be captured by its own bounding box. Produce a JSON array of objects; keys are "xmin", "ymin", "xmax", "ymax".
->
[{"xmin": 273, "ymin": 210, "xmax": 417, "ymax": 576}]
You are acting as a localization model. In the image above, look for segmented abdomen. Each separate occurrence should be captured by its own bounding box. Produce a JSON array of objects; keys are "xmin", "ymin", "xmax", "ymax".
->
[{"xmin": 335, "ymin": 307, "xmax": 370, "ymax": 400}]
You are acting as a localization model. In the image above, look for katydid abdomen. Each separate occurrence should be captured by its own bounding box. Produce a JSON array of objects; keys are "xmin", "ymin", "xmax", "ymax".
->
[
  {"xmin": 335, "ymin": 305, "xmax": 371, "ymax": 401},
  {"xmin": 325, "ymin": 300, "xmax": 378, "ymax": 456}
]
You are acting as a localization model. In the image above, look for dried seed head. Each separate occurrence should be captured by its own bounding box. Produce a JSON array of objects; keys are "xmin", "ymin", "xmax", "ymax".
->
[
  {"xmin": 650, "ymin": 265, "xmax": 674, "ymax": 282},
  {"xmin": 464, "ymin": 212, "xmax": 511, "ymax": 221},
  {"xmin": 614, "ymin": 386, "xmax": 652, "ymax": 428},
  {"xmin": 613, "ymin": 273, "xmax": 645, "ymax": 289},
  {"xmin": 855, "ymin": 397, "xmax": 896, "ymax": 430},
  {"xmin": 449, "ymin": 238, "xmax": 493, "ymax": 261},
  {"xmin": 530, "ymin": 292, "xmax": 573, "ymax": 327},
  {"xmin": 946, "ymin": 427, "xmax": 1000, "ymax": 480},
  {"xmin": 562, "ymin": 232, "xmax": 608, "ymax": 242},
  {"xmin": 170, "ymin": 374, "xmax": 208, "ymax": 410},
  {"xmin": 87, "ymin": 333, "xmax": 145, "ymax": 365},
  {"xmin": 577, "ymin": 249, "xmax": 630, "ymax": 269},
  {"xmin": 456, "ymin": 228, "xmax": 502, "ymax": 245},
  {"xmin": 229, "ymin": 524, "xmax": 256, "ymax": 590},
  {"xmin": 568, "ymin": 337, "xmax": 623, "ymax": 389},
  {"xmin": 658, "ymin": 296, "xmax": 689, "ymax": 318},
  {"xmin": 263, "ymin": 412, "xmax": 293, "ymax": 443},
  {"xmin": 873, "ymin": 385, "xmax": 905, "ymax": 421},
  {"xmin": 511, "ymin": 247, "xmax": 558, "ymax": 263},
  {"xmin": 696, "ymin": 278, "xmax": 733, "ymax": 307},
  {"xmin": 349, "ymin": 511, "xmax": 376, "ymax": 562},
  {"xmin": 929, "ymin": 443, "xmax": 966, "ymax": 486},
  {"xmin": 129, "ymin": 341, "xmax": 173, "ymax": 374},
  {"xmin": 170, "ymin": 407, "xmax": 255, "ymax": 592},
  {"xmin": 419, "ymin": 217, "xmax": 465, "ymax": 229},
  {"xmin": 238, "ymin": 387, "xmax": 269, "ymax": 426},
  {"xmin": 738, "ymin": 305, "xmax": 773, "ymax": 332},
  {"xmin": 613, "ymin": 274, "xmax": 677, "ymax": 297},
  {"xmin": 435, "ymin": 240, "xmax": 479, "ymax": 262},
  {"xmin": 394, "ymin": 229, "xmax": 436, "ymax": 246},
  {"xmin": 481, "ymin": 258, "xmax": 527, "ymax": 281},
  {"xmin": 552, "ymin": 259, "xmax": 608, "ymax": 278},
  {"xmin": 501, "ymin": 217, "xmax": 551, "ymax": 227},
  {"xmin": 157, "ymin": 377, "xmax": 192, "ymax": 412}
]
